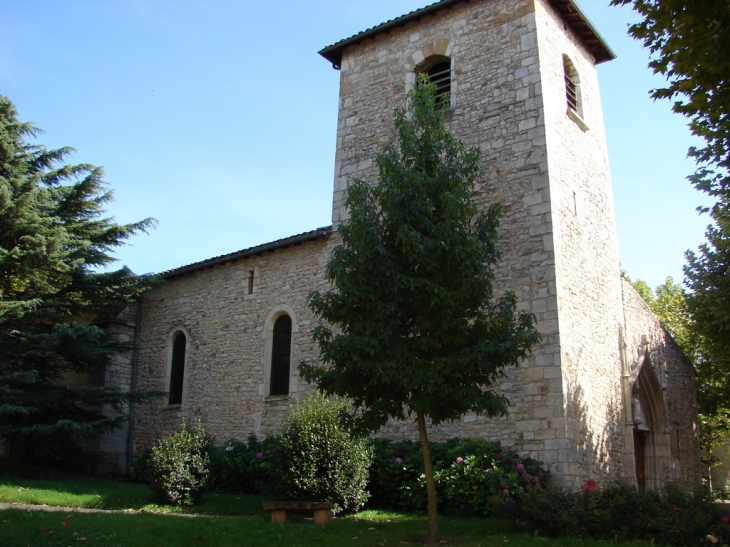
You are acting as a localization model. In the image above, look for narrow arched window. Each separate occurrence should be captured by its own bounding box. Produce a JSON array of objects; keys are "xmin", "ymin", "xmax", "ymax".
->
[
  {"xmin": 169, "ymin": 332, "xmax": 186, "ymax": 404},
  {"xmin": 270, "ymin": 315, "xmax": 292, "ymax": 396}
]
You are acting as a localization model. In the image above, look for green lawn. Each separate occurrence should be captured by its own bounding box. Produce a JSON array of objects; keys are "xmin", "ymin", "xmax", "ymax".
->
[
  {"xmin": 0, "ymin": 474, "xmax": 259, "ymax": 515},
  {"xmin": 0, "ymin": 473, "xmax": 653, "ymax": 547}
]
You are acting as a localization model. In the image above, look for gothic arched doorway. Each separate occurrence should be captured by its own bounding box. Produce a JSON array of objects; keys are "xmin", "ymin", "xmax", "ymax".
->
[{"xmin": 631, "ymin": 355, "xmax": 672, "ymax": 489}]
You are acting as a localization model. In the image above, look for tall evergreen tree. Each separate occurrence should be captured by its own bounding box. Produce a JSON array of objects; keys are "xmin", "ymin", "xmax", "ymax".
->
[
  {"xmin": 300, "ymin": 80, "xmax": 540, "ymax": 546},
  {"xmin": 0, "ymin": 96, "xmax": 159, "ymax": 463}
]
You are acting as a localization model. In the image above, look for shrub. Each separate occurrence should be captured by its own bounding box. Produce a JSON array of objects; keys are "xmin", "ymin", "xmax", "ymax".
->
[
  {"xmin": 208, "ymin": 434, "xmax": 278, "ymax": 495},
  {"xmin": 276, "ymin": 393, "xmax": 372, "ymax": 513},
  {"xmin": 368, "ymin": 438, "xmax": 549, "ymax": 516},
  {"xmin": 128, "ymin": 448, "xmax": 154, "ymax": 484},
  {"xmin": 149, "ymin": 420, "xmax": 212, "ymax": 506},
  {"xmin": 506, "ymin": 479, "xmax": 730, "ymax": 546}
]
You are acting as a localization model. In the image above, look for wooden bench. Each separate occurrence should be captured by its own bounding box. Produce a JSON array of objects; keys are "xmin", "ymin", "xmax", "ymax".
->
[{"xmin": 261, "ymin": 501, "xmax": 333, "ymax": 524}]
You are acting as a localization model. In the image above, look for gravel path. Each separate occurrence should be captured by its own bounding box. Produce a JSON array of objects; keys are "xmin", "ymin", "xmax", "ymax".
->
[{"xmin": 0, "ymin": 502, "xmax": 221, "ymax": 518}]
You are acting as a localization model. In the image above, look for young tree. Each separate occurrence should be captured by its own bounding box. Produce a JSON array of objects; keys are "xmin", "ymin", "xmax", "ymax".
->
[
  {"xmin": 300, "ymin": 80, "xmax": 540, "ymax": 545},
  {"xmin": 0, "ymin": 95, "xmax": 159, "ymax": 463}
]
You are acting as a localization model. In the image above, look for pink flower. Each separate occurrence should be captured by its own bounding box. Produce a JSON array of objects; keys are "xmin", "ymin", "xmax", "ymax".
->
[
  {"xmin": 500, "ymin": 482, "xmax": 507, "ymax": 489},
  {"xmin": 486, "ymin": 469, "xmax": 493, "ymax": 474},
  {"xmin": 721, "ymin": 515, "xmax": 729, "ymax": 524},
  {"xmin": 502, "ymin": 489, "xmax": 509, "ymax": 495},
  {"xmin": 255, "ymin": 452, "xmax": 263, "ymax": 460},
  {"xmin": 533, "ymin": 477, "xmax": 540, "ymax": 484},
  {"xmin": 395, "ymin": 457, "xmax": 402, "ymax": 463},
  {"xmin": 516, "ymin": 464, "xmax": 525, "ymax": 472},
  {"xmin": 581, "ymin": 479, "xmax": 597, "ymax": 493},
  {"xmin": 456, "ymin": 457, "xmax": 464, "ymax": 463}
]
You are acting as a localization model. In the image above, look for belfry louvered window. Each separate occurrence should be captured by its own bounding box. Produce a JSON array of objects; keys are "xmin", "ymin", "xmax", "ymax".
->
[
  {"xmin": 169, "ymin": 332, "xmax": 186, "ymax": 404},
  {"xmin": 565, "ymin": 72, "xmax": 578, "ymax": 113},
  {"xmin": 563, "ymin": 55, "xmax": 582, "ymax": 118},
  {"xmin": 426, "ymin": 61, "xmax": 451, "ymax": 103},
  {"xmin": 270, "ymin": 315, "xmax": 292, "ymax": 396}
]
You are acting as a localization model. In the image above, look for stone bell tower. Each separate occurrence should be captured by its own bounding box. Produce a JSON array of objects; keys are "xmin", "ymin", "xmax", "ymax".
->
[{"xmin": 317, "ymin": 0, "xmax": 700, "ymax": 489}]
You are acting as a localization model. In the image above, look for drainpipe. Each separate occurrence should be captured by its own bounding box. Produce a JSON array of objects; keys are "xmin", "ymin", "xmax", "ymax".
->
[{"xmin": 126, "ymin": 301, "xmax": 143, "ymax": 474}]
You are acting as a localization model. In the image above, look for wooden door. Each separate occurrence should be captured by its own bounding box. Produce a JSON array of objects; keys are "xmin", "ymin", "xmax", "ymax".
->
[{"xmin": 634, "ymin": 430, "xmax": 646, "ymax": 491}]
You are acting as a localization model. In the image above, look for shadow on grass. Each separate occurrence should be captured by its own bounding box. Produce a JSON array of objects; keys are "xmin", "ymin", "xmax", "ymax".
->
[
  {"xmin": 0, "ymin": 509, "xmax": 653, "ymax": 547},
  {"xmin": 0, "ymin": 466, "xmax": 264, "ymax": 516}
]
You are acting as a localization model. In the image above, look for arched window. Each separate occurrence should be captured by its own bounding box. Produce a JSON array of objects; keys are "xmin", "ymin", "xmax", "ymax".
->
[
  {"xmin": 270, "ymin": 315, "xmax": 292, "ymax": 396},
  {"xmin": 563, "ymin": 55, "xmax": 582, "ymax": 118},
  {"xmin": 417, "ymin": 55, "xmax": 451, "ymax": 106},
  {"xmin": 169, "ymin": 331, "xmax": 186, "ymax": 404}
]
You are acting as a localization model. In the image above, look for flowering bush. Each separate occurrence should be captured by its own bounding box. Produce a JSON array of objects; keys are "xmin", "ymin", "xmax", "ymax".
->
[
  {"xmin": 580, "ymin": 479, "xmax": 597, "ymax": 493},
  {"xmin": 504, "ymin": 480, "xmax": 730, "ymax": 546},
  {"xmin": 207, "ymin": 434, "xmax": 278, "ymax": 495},
  {"xmin": 367, "ymin": 438, "xmax": 549, "ymax": 516}
]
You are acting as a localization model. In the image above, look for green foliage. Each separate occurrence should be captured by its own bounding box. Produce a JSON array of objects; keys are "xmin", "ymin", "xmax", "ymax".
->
[
  {"xmin": 276, "ymin": 393, "xmax": 372, "ymax": 514},
  {"xmin": 628, "ymin": 276, "xmax": 698, "ymax": 361},
  {"xmin": 208, "ymin": 434, "xmax": 278, "ymax": 495},
  {"xmin": 368, "ymin": 438, "xmax": 548, "ymax": 516},
  {"xmin": 301, "ymin": 79, "xmax": 539, "ymax": 432},
  {"xmin": 507, "ymin": 480, "xmax": 730, "ymax": 546},
  {"xmin": 610, "ymin": 0, "xmax": 730, "ymax": 202},
  {"xmin": 613, "ymin": 2, "xmax": 730, "ymax": 465},
  {"xmin": 0, "ymin": 95, "xmax": 160, "ymax": 457},
  {"xmin": 686, "ymin": 203, "xmax": 730, "ymax": 403},
  {"xmin": 128, "ymin": 448, "xmax": 154, "ymax": 484},
  {"xmin": 149, "ymin": 420, "xmax": 212, "ymax": 506},
  {"xmin": 300, "ymin": 77, "xmax": 539, "ymax": 544}
]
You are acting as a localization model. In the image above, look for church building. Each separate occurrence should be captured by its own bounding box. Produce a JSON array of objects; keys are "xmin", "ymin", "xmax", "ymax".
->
[{"xmin": 95, "ymin": 0, "xmax": 700, "ymax": 489}]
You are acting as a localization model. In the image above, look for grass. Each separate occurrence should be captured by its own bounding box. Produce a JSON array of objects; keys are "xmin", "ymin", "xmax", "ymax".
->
[
  {"xmin": 0, "ymin": 471, "xmax": 653, "ymax": 547},
  {"xmin": 0, "ymin": 474, "xmax": 259, "ymax": 515}
]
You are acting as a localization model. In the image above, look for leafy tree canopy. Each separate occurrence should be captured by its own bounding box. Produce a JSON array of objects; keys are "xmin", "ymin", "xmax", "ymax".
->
[
  {"xmin": 611, "ymin": 0, "xmax": 730, "ymax": 200},
  {"xmin": 0, "ymin": 96, "xmax": 159, "ymax": 462},
  {"xmin": 300, "ymin": 79, "xmax": 540, "ymax": 544},
  {"xmin": 614, "ymin": 1, "xmax": 730, "ymax": 469}
]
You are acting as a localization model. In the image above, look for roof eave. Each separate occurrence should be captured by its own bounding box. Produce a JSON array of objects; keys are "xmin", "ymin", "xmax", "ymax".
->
[
  {"xmin": 161, "ymin": 226, "xmax": 332, "ymax": 280},
  {"xmin": 319, "ymin": 0, "xmax": 615, "ymax": 69}
]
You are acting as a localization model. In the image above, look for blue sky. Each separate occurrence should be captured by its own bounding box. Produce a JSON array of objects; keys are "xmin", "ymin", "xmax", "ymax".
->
[{"xmin": 0, "ymin": 1, "xmax": 712, "ymax": 290}]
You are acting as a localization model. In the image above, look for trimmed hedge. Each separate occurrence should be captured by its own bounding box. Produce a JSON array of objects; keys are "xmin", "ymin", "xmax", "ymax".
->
[{"xmin": 275, "ymin": 393, "xmax": 372, "ymax": 514}]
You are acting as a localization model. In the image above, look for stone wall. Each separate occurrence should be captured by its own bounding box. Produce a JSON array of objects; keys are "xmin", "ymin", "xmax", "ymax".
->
[
  {"xmin": 620, "ymin": 277, "xmax": 701, "ymax": 490},
  {"xmin": 115, "ymin": 0, "xmax": 702, "ymax": 490},
  {"xmin": 131, "ymin": 237, "xmax": 332, "ymax": 453},
  {"xmin": 82, "ymin": 305, "xmax": 139, "ymax": 474},
  {"xmin": 535, "ymin": 0, "xmax": 626, "ymax": 487}
]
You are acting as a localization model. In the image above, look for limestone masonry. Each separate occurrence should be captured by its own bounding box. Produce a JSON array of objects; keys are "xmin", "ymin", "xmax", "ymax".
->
[{"xmin": 95, "ymin": 0, "xmax": 700, "ymax": 489}]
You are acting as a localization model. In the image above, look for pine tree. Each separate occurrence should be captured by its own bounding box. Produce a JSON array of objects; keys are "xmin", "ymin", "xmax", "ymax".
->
[
  {"xmin": 300, "ymin": 79, "xmax": 540, "ymax": 545},
  {"xmin": 0, "ymin": 96, "xmax": 159, "ymax": 464}
]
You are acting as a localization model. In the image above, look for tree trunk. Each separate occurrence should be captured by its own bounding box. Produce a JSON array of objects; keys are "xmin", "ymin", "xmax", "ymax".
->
[
  {"xmin": 702, "ymin": 439, "xmax": 715, "ymax": 491},
  {"xmin": 417, "ymin": 409, "xmax": 438, "ymax": 546}
]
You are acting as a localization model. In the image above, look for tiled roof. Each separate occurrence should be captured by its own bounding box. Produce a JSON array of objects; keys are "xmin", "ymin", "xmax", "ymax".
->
[
  {"xmin": 161, "ymin": 226, "xmax": 332, "ymax": 279},
  {"xmin": 319, "ymin": 0, "xmax": 615, "ymax": 68}
]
